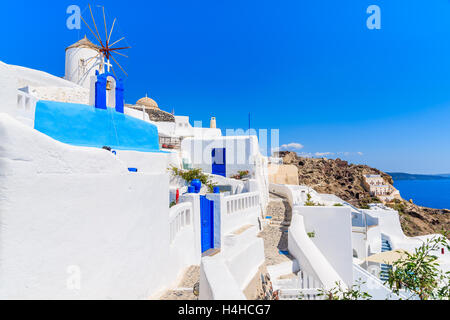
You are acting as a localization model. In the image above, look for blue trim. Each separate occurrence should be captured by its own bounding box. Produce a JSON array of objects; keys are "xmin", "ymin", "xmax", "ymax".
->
[
  {"xmin": 128, "ymin": 168, "xmax": 138, "ymax": 172},
  {"xmin": 200, "ymin": 195, "xmax": 214, "ymax": 253},
  {"xmin": 94, "ymin": 71, "xmax": 124, "ymax": 113}
]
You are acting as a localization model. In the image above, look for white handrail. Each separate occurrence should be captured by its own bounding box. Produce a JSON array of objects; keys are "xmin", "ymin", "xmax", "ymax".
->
[
  {"xmin": 169, "ymin": 202, "xmax": 193, "ymax": 244},
  {"xmin": 279, "ymin": 288, "xmax": 322, "ymax": 300},
  {"xmin": 224, "ymin": 192, "xmax": 259, "ymax": 215}
]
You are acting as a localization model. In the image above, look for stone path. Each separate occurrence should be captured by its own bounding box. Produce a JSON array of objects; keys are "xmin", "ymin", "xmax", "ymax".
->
[
  {"xmin": 258, "ymin": 192, "xmax": 295, "ymax": 266},
  {"xmin": 159, "ymin": 265, "xmax": 199, "ymax": 300}
]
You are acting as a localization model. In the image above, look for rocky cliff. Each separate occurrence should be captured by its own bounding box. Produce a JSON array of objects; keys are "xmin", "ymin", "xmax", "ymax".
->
[{"xmin": 278, "ymin": 151, "xmax": 450, "ymax": 237}]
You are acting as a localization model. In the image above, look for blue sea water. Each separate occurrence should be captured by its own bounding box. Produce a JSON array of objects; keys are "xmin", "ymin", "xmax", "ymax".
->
[{"xmin": 393, "ymin": 180, "xmax": 450, "ymax": 210}]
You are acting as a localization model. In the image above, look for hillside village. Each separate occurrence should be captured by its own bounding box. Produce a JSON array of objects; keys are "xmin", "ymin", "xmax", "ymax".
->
[
  {"xmin": 0, "ymin": 34, "xmax": 449, "ymax": 300},
  {"xmin": 276, "ymin": 151, "xmax": 450, "ymax": 238}
]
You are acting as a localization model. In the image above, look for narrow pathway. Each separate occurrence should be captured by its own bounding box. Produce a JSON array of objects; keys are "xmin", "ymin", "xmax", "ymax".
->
[
  {"xmin": 258, "ymin": 192, "xmax": 295, "ymax": 266},
  {"xmin": 159, "ymin": 265, "xmax": 199, "ymax": 300}
]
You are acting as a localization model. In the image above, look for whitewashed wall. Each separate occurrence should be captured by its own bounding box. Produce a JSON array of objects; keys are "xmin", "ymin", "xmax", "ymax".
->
[
  {"xmin": 294, "ymin": 206, "xmax": 354, "ymax": 286},
  {"xmin": 288, "ymin": 214, "xmax": 346, "ymax": 290},
  {"xmin": 114, "ymin": 150, "xmax": 170, "ymax": 174},
  {"xmin": 181, "ymin": 136, "xmax": 259, "ymax": 178},
  {"xmin": 199, "ymin": 225, "xmax": 264, "ymax": 300},
  {"xmin": 0, "ymin": 114, "xmax": 198, "ymax": 299},
  {"xmin": 0, "ymin": 61, "xmax": 19, "ymax": 118}
]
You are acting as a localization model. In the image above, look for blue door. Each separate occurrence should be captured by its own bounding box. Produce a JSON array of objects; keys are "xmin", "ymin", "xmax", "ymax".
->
[
  {"xmin": 212, "ymin": 148, "xmax": 226, "ymax": 177},
  {"xmin": 200, "ymin": 195, "xmax": 214, "ymax": 253}
]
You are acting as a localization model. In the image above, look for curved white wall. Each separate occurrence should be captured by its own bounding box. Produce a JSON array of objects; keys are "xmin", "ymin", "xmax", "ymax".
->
[
  {"xmin": 0, "ymin": 115, "xmax": 198, "ymax": 299},
  {"xmin": 288, "ymin": 214, "xmax": 346, "ymax": 290}
]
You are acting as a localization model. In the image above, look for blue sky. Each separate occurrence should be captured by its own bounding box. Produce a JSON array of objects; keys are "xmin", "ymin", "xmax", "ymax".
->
[{"xmin": 1, "ymin": 0, "xmax": 449, "ymax": 173}]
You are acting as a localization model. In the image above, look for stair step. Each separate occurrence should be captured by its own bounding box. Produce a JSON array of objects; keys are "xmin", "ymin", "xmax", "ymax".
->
[{"xmin": 202, "ymin": 248, "xmax": 221, "ymax": 257}]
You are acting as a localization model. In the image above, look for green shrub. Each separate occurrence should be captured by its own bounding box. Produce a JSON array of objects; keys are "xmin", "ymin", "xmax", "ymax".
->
[
  {"xmin": 304, "ymin": 193, "xmax": 325, "ymax": 206},
  {"xmin": 169, "ymin": 166, "xmax": 217, "ymax": 193},
  {"xmin": 307, "ymin": 231, "xmax": 315, "ymax": 238}
]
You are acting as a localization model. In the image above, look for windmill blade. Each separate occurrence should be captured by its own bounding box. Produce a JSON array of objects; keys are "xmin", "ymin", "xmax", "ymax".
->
[
  {"xmin": 110, "ymin": 66, "xmax": 118, "ymax": 78},
  {"xmin": 109, "ymin": 37, "xmax": 125, "ymax": 48},
  {"xmin": 112, "ymin": 51, "xmax": 128, "ymax": 58},
  {"xmin": 108, "ymin": 18, "xmax": 116, "ymax": 45},
  {"xmin": 89, "ymin": 4, "xmax": 104, "ymax": 48},
  {"xmin": 80, "ymin": 14, "xmax": 103, "ymax": 47},
  {"xmin": 109, "ymin": 46, "xmax": 131, "ymax": 51},
  {"xmin": 102, "ymin": 6, "xmax": 108, "ymax": 47},
  {"xmin": 85, "ymin": 53, "xmax": 101, "ymax": 63},
  {"xmin": 110, "ymin": 54, "xmax": 128, "ymax": 77}
]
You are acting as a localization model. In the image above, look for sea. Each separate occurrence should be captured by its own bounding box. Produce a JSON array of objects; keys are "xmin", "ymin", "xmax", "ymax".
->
[{"xmin": 393, "ymin": 179, "xmax": 450, "ymax": 210}]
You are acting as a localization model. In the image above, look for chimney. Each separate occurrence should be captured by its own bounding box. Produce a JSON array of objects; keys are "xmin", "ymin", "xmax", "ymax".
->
[{"xmin": 210, "ymin": 117, "xmax": 216, "ymax": 128}]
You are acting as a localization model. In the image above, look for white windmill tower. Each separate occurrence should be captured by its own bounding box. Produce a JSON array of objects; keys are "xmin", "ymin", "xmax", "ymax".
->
[
  {"xmin": 64, "ymin": 5, "xmax": 130, "ymax": 92},
  {"xmin": 64, "ymin": 35, "xmax": 103, "ymax": 89}
]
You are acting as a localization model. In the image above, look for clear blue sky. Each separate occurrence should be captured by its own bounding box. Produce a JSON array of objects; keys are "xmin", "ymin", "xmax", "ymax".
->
[{"xmin": 1, "ymin": 0, "xmax": 449, "ymax": 174}]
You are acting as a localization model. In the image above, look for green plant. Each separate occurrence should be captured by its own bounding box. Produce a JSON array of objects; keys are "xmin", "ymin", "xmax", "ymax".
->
[
  {"xmin": 307, "ymin": 231, "xmax": 315, "ymax": 238},
  {"xmin": 170, "ymin": 201, "xmax": 177, "ymax": 208},
  {"xmin": 169, "ymin": 166, "xmax": 217, "ymax": 193},
  {"xmin": 333, "ymin": 203, "xmax": 344, "ymax": 207},
  {"xmin": 317, "ymin": 280, "xmax": 372, "ymax": 300},
  {"xmin": 304, "ymin": 193, "xmax": 324, "ymax": 206},
  {"xmin": 386, "ymin": 199, "xmax": 407, "ymax": 215},
  {"xmin": 386, "ymin": 231, "xmax": 450, "ymax": 300},
  {"xmin": 238, "ymin": 170, "xmax": 250, "ymax": 178},
  {"xmin": 231, "ymin": 170, "xmax": 250, "ymax": 180}
]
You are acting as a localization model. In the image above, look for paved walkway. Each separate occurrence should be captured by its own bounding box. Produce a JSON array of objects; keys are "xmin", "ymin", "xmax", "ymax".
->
[
  {"xmin": 258, "ymin": 193, "xmax": 295, "ymax": 266},
  {"xmin": 159, "ymin": 265, "xmax": 199, "ymax": 300}
]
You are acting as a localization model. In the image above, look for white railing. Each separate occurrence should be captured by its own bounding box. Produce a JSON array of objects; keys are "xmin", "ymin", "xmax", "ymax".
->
[
  {"xmin": 279, "ymin": 288, "xmax": 323, "ymax": 300},
  {"xmin": 169, "ymin": 202, "xmax": 193, "ymax": 244},
  {"xmin": 275, "ymin": 270, "xmax": 323, "ymax": 300},
  {"xmin": 225, "ymin": 192, "xmax": 259, "ymax": 215}
]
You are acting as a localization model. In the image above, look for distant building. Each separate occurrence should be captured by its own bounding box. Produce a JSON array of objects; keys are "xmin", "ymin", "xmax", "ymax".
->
[{"xmin": 363, "ymin": 174, "xmax": 401, "ymax": 202}]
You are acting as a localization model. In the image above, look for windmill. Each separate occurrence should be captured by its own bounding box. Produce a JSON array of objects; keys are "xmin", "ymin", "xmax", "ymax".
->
[{"xmin": 80, "ymin": 4, "xmax": 130, "ymax": 78}]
